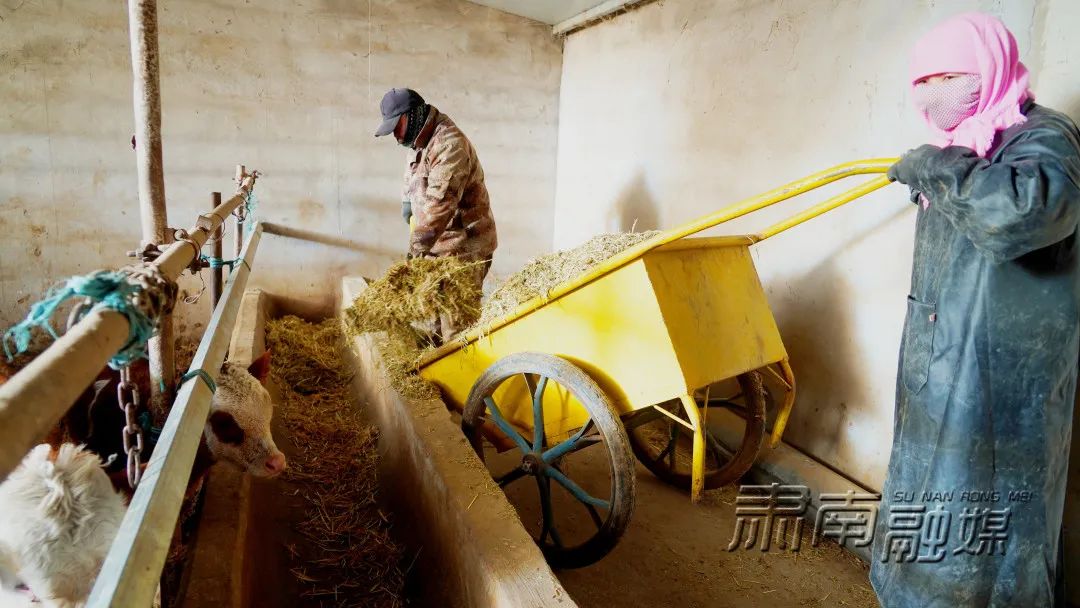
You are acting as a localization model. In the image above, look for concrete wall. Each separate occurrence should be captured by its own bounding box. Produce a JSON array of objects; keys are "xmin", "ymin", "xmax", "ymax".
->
[
  {"xmin": 553, "ymin": 0, "xmax": 1080, "ymax": 491},
  {"xmin": 0, "ymin": 0, "xmax": 562, "ymax": 336},
  {"xmin": 342, "ymin": 277, "xmax": 574, "ymax": 608}
]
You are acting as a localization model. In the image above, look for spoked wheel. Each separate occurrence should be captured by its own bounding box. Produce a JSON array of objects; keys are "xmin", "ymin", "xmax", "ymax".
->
[
  {"xmin": 628, "ymin": 371, "xmax": 767, "ymax": 491},
  {"xmin": 462, "ymin": 352, "xmax": 635, "ymax": 569}
]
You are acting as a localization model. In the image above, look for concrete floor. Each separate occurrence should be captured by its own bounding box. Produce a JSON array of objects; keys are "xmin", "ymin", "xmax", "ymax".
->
[{"xmin": 494, "ymin": 447, "xmax": 880, "ymax": 608}]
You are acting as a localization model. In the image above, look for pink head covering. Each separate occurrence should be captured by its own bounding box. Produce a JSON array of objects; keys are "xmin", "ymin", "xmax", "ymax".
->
[{"xmin": 909, "ymin": 12, "xmax": 1033, "ymax": 157}]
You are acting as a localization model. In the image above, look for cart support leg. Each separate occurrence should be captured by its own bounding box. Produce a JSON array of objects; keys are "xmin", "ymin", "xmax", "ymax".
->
[
  {"xmin": 679, "ymin": 394, "xmax": 706, "ymax": 504},
  {"xmin": 769, "ymin": 359, "xmax": 797, "ymax": 448}
]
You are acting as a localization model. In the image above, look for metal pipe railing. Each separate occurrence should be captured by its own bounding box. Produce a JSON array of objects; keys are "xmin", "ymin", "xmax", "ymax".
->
[
  {"xmin": 0, "ymin": 172, "xmax": 257, "ymax": 482},
  {"xmin": 87, "ymin": 223, "xmax": 264, "ymax": 608}
]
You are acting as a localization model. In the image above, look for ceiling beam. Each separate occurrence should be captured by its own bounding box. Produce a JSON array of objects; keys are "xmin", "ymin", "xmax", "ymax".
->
[{"xmin": 552, "ymin": 0, "xmax": 653, "ymax": 36}]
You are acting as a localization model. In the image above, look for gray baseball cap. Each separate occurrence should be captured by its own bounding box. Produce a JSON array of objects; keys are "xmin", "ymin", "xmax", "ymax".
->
[{"xmin": 375, "ymin": 88, "xmax": 425, "ymax": 137}]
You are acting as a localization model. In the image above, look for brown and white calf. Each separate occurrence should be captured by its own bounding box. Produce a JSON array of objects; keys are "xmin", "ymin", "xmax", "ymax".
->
[
  {"xmin": 0, "ymin": 353, "xmax": 285, "ymax": 607},
  {"xmin": 200, "ymin": 353, "xmax": 287, "ymax": 479}
]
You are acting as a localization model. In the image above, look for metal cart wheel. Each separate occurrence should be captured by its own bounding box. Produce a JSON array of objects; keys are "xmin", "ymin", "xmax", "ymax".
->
[
  {"xmin": 462, "ymin": 352, "xmax": 636, "ymax": 569},
  {"xmin": 628, "ymin": 371, "xmax": 767, "ymax": 491}
]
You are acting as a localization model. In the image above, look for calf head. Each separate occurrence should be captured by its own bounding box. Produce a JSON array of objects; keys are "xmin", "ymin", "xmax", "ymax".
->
[{"xmin": 203, "ymin": 351, "xmax": 287, "ymax": 478}]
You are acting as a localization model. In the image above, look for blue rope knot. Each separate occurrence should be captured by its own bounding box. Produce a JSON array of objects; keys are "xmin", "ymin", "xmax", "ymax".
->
[
  {"xmin": 243, "ymin": 190, "xmax": 258, "ymax": 236},
  {"xmin": 201, "ymin": 254, "xmax": 233, "ymax": 270},
  {"xmin": 138, "ymin": 410, "xmax": 162, "ymax": 444},
  {"xmin": 199, "ymin": 254, "xmax": 250, "ymax": 273},
  {"xmin": 2, "ymin": 269, "xmax": 169, "ymax": 369},
  {"xmin": 177, "ymin": 368, "xmax": 216, "ymax": 393}
]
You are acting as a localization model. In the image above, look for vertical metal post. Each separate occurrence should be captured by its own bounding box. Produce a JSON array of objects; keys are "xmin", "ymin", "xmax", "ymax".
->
[
  {"xmin": 128, "ymin": 0, "xmax": 173, "ymax": 424},
  {"xmin": 209, "ymin": 192, "xmax": 223, "ymax": 308},
  {"xmin": 234, "ymin": 165, "xmax": 246, "ymax": 257}
]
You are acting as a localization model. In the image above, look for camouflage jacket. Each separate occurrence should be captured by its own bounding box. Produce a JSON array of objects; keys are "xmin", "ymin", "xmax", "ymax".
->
[{"xmin": 403, "ymin": 107, "xmax": 497, "ymax": 260}]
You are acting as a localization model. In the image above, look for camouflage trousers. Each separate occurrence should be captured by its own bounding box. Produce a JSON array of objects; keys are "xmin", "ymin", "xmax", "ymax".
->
[{"xmin": 418, "ymin": 256, "xmax": 491, "ymax": 343}]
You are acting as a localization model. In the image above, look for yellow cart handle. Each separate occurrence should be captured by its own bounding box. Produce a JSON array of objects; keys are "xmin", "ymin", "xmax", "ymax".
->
[
  {"xmin": 419, "ymin": 158, "xmax": 900, "ymax": 367},
  {"xmin": 666, "ymin": 157, "xmax": 898, "ymax": 244}
]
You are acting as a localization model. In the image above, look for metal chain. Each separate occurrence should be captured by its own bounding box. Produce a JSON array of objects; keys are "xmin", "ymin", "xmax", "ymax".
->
[{"xmin": 117, "ymin": 365, "xmax": 145, "ymax": 489}]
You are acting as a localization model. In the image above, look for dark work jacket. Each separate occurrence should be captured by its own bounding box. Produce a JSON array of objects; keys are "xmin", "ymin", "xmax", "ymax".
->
[{"xmin": 870, "ymin": 103, "xmax": 1080, "ymax": 607}]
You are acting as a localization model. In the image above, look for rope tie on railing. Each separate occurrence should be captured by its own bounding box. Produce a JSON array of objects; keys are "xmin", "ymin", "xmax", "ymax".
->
[
  {"xmin": 199, "ymin": 254, "xmax": 251, "ymax": 273},
  {"xmin": 177, "ymin": 368, "xmax": 216, "ymax": 394},
  {"xmin": 2, "ymin": 263, "xmax": 178, "ymax": 369},
  {"xmin": 242, "ymin": 189, "xmax": 258, "ymax": 236},
  {"xmin": 138, "ymin": 411, "xmax": 162, "ymax": 446}
]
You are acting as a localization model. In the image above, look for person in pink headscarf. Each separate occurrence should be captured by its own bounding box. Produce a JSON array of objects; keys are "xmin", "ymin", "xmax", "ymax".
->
[{"xmin": 875, "ymin": 12, "xmax": 1080, "ymax": 608}]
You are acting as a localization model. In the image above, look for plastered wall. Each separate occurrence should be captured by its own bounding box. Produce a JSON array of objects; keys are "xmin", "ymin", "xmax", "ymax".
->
[
  {"xmin": 0, "ymin": 0, "xmax": 562, "ymax": 336},
  {"xmin": 553, "ymin": 0, "xmax": 1080, "ymax": 491}
]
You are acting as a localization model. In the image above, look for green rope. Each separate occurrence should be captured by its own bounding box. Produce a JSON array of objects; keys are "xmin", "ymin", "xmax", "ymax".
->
[
  {"xmin": 138, "ymin": 410, "xmax": 162, "ymax": 445},
  {"xmin": 201, "ymin": 254, "xmax": 234, "ymax": 271},
  {"xmin": 200, "ymin": 254, "xmax": 251, "ymax": 274},
  {"xmin": 177, "ymin": 368, "xmax": 216, "ymax": 393},
  {"xmin": 244, "ymin": 190, "xmax": 258, "ymax": 237},
  {"xmin": 3, "ymin": 271, "xmax": 158, "ymax": 369}
]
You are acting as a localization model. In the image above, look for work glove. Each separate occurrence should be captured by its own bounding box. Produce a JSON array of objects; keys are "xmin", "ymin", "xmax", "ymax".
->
[
  {"xmin": 401, "ymin": 200, "xmax": 413, "ymax": 224},
  {"xmin": 907, "ymin": 187, "xmax": 923, "ymax": 205},
  {"xmin": 886, "ymin": 144, "xmax": 939, "ymax": 185}
]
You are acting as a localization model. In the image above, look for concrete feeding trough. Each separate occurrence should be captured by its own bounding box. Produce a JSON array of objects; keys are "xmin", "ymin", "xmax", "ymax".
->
[
  {"xmin": 340, "ymin": 277, "xmax": 574, "ymax": 607},
  {"xmin": 181, "ymin": 285, "xmax": 572, "ymax": 607}
]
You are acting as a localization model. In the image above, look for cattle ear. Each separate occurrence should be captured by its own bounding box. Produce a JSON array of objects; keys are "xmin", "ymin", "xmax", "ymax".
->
[
  {"xmin": 247, "ymin": 350, "xmax": 272, "ymax": 384},
  {"xmin": 208, "ymin": 411, "xmax": 245, "ymax": 445}
]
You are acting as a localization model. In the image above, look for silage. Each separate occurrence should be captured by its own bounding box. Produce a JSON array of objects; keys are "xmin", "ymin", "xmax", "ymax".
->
[
  {"xmin": 475, "ymin": 230, "xmax": 661, "ymax": 326},
  {"xmin": 266, "ymin": 316, "xmax": 405, "ymax": 608},
  {"xmin": 344, "ymin": 256, "xmax": 482, "ymax": 342},
  {"xmin": 343, "ymin": 231, "xmax": 661, "ymax": 399},
  {"xmin": 343, "ymin": 256, "xmax": 482, "ymax": 400}
]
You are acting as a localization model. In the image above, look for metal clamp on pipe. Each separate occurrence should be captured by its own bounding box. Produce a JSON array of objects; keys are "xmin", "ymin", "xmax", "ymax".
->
[{"xmin": 0, "ymin": 167, "xmax": 259, "ymax": 483}]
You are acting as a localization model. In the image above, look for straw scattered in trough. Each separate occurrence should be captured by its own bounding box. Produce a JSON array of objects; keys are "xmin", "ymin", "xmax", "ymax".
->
[
  {"xmin": 475, "ymin": 230, "xmax": 661, "ymax": 327},
  {"xmin": 266, "ymin": 315, "xmax": 405, "ymax": 608},
  {"xmin": 269, "ymin": 315, "xmax": 352, "ymax": 394}
]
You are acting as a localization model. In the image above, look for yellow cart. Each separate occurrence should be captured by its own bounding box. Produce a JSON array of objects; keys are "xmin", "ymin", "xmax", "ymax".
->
[{"xmin": 417, "ymin": 159, "xmax": 898, "ymax": 568}]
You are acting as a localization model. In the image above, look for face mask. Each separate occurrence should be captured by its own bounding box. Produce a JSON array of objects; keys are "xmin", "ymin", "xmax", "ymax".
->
[
  {"xmin": 913, "ymin": 74, "xmax": 981, "ymax": 131},
  {"xmin": 398, "ymin": 104, "xmax": 431, "ymax": 148}
]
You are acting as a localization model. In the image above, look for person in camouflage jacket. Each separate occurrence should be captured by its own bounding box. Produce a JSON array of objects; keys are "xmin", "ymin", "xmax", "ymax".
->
[{"xmin": 375, "ymin": 88, "xmax": 497, "ymax": 337}]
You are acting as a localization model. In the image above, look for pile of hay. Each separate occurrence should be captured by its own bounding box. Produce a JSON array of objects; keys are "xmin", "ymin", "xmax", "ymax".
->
[
  {"xmin": 343, "ymin": 231, "xmax": 660, "ymax": 399},
  {"xmin": 266, "ymin": 316, "xmax": 405, "ymax": 608},
  {"xmin": 370, "ymin": 327, "xmax": 440, "ymax": 401},
  {"xmin": 475, "ymin": 230, "xmax": 661, "ymax": 326},
  {"xmin": 344, "ymin": 257, "xmax": 482, "ymax": 400},
  {"xmin": 345, "ymin": 256, "xmax": 482, "ymax": 341}
]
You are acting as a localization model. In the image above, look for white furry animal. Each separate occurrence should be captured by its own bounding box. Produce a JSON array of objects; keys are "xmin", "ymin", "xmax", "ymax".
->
[
  {"xmin": 0, "ymin": 444, "xmax": 125, "ymax": 608},
  {"xmin": 0, "ymin": 353, "xmax": 285, "ymax": 606}
]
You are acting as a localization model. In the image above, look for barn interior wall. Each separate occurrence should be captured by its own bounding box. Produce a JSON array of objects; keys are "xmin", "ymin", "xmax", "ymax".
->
[
  {"xmin": 0, "ymin": 0, "xmax": 563, "ymax": 337},
  {"xmin": 552, "ymin": 0, "xmax": 1080, "ymax": 492}
]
